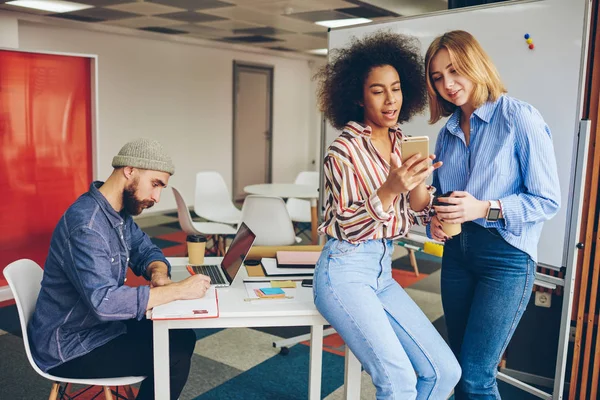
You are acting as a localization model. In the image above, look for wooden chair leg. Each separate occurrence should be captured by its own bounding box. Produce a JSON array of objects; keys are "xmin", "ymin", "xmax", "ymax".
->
[
  {"xmin": 48, "ymin": 383, "xmax": 60, "ymax": 400},
  {"xmin": 408, "ymin": 249, "xmax": 420, "ymax": 277},
  {"xmin": 123, "ymin": 385, "xmax": 136, "ymax": 400},
  {"xmin": 103, "ymin": 386, "xmax": 114, "ymax": 400}
]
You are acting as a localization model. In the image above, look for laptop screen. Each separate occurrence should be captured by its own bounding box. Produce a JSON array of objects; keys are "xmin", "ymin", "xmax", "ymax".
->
[{"xmin": 221, "ymin": 222, "xmax": 256, "ymax": 283}]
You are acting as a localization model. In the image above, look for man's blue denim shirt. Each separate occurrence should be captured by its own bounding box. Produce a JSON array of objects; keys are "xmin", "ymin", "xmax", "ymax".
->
[{"xmin": 29, "ymin": 182, "xmax": 171, "ymax": 372}]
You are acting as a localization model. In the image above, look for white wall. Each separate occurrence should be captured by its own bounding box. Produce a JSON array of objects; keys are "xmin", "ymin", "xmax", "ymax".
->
[
  {"xmin": 0, "ymin": 15, "xmax": 18, "ymax": 48},
  {"xmin": 17, "ymin": 21, "xmax": 319, "ymax": 213}
]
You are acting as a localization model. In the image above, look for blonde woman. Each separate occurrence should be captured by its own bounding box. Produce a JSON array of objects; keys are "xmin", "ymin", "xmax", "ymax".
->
[{"xmin": 424, "ymin": 30, "xmax": 561, "ymax": 399}]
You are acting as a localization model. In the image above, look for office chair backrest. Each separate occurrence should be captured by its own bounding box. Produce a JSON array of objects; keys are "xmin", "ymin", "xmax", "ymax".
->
[
  {"xmin": 241, "ymin": 195, "xmax": 296, "ymax": 246},
  {"xmin": 172, "ymin": 187, "xmax": 197, "ymax": 235},
  {"xmin": 195, "ymin": 171, "xmax": 241, "ymax": 225},
  {"xmin": 294, "ymin": 171, "xmax": 319, "ymax": 187},
  {"xmin": 4, "ymin": 259, "xmax": 47, "ymax": 377}
]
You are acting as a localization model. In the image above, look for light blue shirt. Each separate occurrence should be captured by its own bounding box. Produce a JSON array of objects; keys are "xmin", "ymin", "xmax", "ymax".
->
[{"xmin": 427, "ymin": 94, "xmax": 561, "ymax": 263}]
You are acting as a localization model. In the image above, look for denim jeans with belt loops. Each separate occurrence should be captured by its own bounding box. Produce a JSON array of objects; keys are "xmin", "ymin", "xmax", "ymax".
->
[
  {"xmin": 314, "ymin": 237, "xmax": 461, "ymax": 400},
  {"xmin": 441, "ymin": 222, "xmax": 536, "ymax": 400}
]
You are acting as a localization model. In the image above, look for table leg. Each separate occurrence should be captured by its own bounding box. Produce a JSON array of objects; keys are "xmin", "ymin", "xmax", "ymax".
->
[
  {"xmin": 310, "ymin": 199, "xmax": 318, "ymax": 245},
  {"xmin": 344, "ymin": 346, "xmax": 362, "ymax": 400},
  {"xmin": 153, "ymin": 321, "xmax": 170, "ymax": 399},
  {"xmin": 308, "ymin": 325, "xmax": 324, "ymax": 400}
]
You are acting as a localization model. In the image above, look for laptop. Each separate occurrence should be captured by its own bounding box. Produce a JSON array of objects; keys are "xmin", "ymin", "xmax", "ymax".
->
[{"xmin": 189, "ymin": 222, "xmax": 256, "ymax": 287}]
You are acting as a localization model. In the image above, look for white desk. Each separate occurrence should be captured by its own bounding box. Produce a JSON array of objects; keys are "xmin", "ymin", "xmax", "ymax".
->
[
  {"xmin": 243, "ymin": 183, "xmax": 319, "ymax": 245},
  {"xmin": 152, "ymin": 257, "xmax": 361, "ymax": 399}
]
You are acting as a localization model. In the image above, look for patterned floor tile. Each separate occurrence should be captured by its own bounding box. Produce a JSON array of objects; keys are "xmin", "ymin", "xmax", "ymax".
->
[
  {"xmin": 323, "ymin": 371, "xmax": 377, "ymax": 400},
  {"xmin": 192, "ymin": 344, "xmax": 344, "ymax": 400},
  {"xmin": 150, "ymin": 237, "xmax": 181, "ymax": 249},
  {"xmin": 141, "ymin": 225, "xmax": 181, "ymax": 237},
  {"xmin": 134, "ymin": 215, "xmax": 178, "ymax": 228},
  {"xmin": 0, "ymin": 333, "xmax": 54, "ymax": 399},
  {"xmin": 404, "ymin": 288, "xmax": 444, "ymax": 322},
  {"xmin": 193, "ymin": 328, "xmax": 282, "ymax": 371},
  {"xmin": 180, "ymin": 353, "xmax": 243, "ymax": 400},
  {"xmin": 251, "ymin": 325, "xmax": 311, "ymax": 339},
  {"xmin": 0, "ymin": 305, "xmax": 21, "ymax": 336},
  {"xmin": 408, "ymin": 269, "xmax": 442, "ymax": 293},
  {"xmin": 393, "ymin": 253, "xmax": 442, "ymax": 275}
]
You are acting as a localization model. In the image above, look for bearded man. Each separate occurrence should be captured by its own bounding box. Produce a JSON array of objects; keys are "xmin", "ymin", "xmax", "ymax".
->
[{"xmin": 29, "ymin": 138, "xmax": 210, "ymax": 400}]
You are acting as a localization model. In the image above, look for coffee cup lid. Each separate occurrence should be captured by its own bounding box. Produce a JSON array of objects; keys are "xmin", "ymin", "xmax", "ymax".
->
[
  {"xmin": 244, "ymin": 259, "xmax": 260, "ymax": 266},
  {"xmin": 186, "ymin": 234, "xmax": 207, "ymax": 243}
]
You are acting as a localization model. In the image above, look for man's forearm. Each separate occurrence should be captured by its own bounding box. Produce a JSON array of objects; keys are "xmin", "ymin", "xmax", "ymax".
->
[{"xmin": 147, "ymin": 285, "xmax": 179, "ymax": 310}]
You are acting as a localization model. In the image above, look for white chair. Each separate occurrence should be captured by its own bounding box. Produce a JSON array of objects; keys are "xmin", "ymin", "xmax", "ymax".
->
[
  {"xmin": 286, "ymin": 171, "xmax": 319, "ymax": 224},
  {"xmin": 241, "ymin": 195, "xmax": 300, "ymax": 246},
  {"xmin": 286, "ymin": 171, "xmax": 319, "ymax": 240},
  {"xmin": 3, "ymin": 259, "xmax": 145, "ymax": 400},
  {"xmin": 194, "ymin": 171, "xmax": 242, "ymax": 226},
  {"xmin": 173, "ymin": 187, "xmax": 237, "ymax": 256}
]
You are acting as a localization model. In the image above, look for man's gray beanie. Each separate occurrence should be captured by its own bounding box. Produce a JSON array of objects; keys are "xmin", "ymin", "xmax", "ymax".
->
[{"xmin": 112, "ymin": 138, "xmax": 175, "ymax": 175}]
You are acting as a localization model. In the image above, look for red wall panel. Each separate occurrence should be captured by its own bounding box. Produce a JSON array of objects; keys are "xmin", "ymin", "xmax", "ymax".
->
[{"xmin": 0, "ymin": 50, "xmax": 92, "ymax": 278}]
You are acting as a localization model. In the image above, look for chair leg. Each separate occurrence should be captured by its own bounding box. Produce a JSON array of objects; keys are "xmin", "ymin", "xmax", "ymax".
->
[
  {"xmin": 48, "ymin": 383, "xmax": 60, "ymax": 400},
  {"xmin": 408, "ymin": 249, "xmax": 420, "ymax": 277},
  {"xmin": 218, "ymin": 235, "xmax": 226, "ymax": 256},
  {"xmin": 123, "ymin": 385, "xmax": 136, "ymax": 400},
  {"xmin": 103, "ymin": 386, "xmax": 114, "ymax": 400}
]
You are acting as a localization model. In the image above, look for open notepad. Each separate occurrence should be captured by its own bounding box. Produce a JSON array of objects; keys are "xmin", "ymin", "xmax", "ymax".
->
[{"xmin": 151, "ymin": 288, "xmax": 219, "ymax": 320}]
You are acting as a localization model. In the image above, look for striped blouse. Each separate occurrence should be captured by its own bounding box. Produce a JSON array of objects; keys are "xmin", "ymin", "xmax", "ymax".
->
[{"xmin": 319, "ymin": 121, "xmax": 434, "ymax": 243}]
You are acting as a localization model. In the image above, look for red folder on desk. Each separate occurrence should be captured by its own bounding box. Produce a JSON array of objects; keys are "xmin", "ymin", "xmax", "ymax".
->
[
  {"xmin": 151, "ymin": 288, "xmax": 219, "ymax": 320},
  {"xmin": 276, "ymin": 251, "xmax": 320, "ymax": 268}
]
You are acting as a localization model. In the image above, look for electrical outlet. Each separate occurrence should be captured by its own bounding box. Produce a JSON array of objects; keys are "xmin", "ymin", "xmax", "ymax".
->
[{"xmin": 535, "ymin": 291, "xmax": 551, "ymax": 308}]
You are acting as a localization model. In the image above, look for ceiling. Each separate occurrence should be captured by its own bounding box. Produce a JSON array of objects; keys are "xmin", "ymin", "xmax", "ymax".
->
[{"xmin": 0, "ymin": 0, "xmax": 449, "ymax": 55}]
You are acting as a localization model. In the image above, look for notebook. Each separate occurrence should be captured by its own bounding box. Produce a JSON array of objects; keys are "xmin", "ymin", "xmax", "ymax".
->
[
  {"xmin": 151, "ymin": 288, "xmax": 219, "ymax": 320},
  {"xmin": 261, "ymin": 257, "xmax": 314, "ymax": 277},
  {"xmin": 276, "ymin": 251, "xmax": 321, "ymax": 268}
]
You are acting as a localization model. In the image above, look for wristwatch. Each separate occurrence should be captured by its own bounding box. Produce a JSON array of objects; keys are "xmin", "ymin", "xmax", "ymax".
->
[{"xmin": 486, "ymin": 200, "xmax": 502, "ymax": 222}]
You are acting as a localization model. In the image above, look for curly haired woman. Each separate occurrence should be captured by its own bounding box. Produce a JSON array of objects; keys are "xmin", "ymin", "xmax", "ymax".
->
[{"xmin": 314, "ymin": 31, "xmax": 461, "ymax": 400}]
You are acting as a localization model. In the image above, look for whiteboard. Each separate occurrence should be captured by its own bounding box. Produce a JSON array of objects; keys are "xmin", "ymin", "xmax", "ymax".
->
[{"xmin": 325, "ymin": 0, "xmax": 588, "ymax": 269}]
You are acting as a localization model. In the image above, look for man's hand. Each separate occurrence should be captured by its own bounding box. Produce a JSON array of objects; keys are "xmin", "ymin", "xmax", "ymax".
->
[{"xmin": 174, "ymin": 274, "xmax": 212, "ymax": 300}]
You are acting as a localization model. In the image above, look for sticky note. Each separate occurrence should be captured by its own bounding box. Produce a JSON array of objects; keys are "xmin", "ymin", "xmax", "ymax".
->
[
  {"xmin": 259, "ymin": 287, "xmax": 285, "ymax": 295},
  {"xmin": 271, "ymin": 280, "xmax": 296, "ymax": 288}
]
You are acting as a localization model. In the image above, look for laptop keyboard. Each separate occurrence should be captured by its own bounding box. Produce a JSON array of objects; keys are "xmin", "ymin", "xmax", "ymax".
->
[{"xmin": 192, "ymin": 265, "xmax": 227, "ymax": 285}]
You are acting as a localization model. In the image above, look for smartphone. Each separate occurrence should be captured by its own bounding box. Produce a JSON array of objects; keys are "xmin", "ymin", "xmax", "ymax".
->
[
  {"xmin": 400, "ymin": 136, "xmax": 429, "ymax": 163},
  {"xmin": 301, "ymin": 279, "xmax": 313, "ymax": 288}
]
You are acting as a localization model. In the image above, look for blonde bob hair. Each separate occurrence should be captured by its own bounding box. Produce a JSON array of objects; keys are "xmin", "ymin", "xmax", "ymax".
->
[{"xmin": 425, "ymin": 30, "xmax": 506, "ymax": 124}]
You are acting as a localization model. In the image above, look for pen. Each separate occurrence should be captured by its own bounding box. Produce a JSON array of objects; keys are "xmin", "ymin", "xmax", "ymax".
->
[
  {"xmin": 244, "ymin": 296, "xmax": 294, "ymax": 302},
  {"xmin": 187, "ymin": 265, "xmax": 196, "ymax": 275}
]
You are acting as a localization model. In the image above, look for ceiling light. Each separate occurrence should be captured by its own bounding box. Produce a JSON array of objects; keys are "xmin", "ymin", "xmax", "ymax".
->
[
  {"xmin": 307, "ymin": 48, "xmax": 328, "ymax": 56},
  {"xmin": 315, "ymin": 18, "xmax": 371, "ymax": 29},
  {"xmin": 6, "ymin": 0, "xmax": 92, "ymax": 13}
]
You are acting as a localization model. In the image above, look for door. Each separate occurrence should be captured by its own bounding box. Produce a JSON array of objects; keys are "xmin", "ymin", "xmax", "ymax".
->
[{"xmin": 232, "ymin": 62, "xmax": 273, "ymax": 202}]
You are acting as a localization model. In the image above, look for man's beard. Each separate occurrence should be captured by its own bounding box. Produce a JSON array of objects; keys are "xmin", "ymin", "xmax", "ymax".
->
[{"xmin": 122, "ymin": 179, "xmax": 155, "ymax": 216}]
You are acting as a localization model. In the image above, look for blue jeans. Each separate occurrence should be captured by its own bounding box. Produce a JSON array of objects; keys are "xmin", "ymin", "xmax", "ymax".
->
[
  {"xmin": 314, "ymin": 238, "xmax": 461, "ymax": 400},
  {"xmin": 441, "ymin": 222, "xmax": 535, "ymax": 400}
]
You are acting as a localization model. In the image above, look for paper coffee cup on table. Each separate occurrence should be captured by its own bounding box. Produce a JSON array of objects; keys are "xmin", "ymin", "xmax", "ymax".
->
[{"xmin": 187, "ymin": 234, "xmax": 207, "ymax": 265}]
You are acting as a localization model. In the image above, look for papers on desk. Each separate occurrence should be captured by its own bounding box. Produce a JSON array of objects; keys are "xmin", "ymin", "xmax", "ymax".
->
[
  {"xmin": 151, "ymin": 288, "xmax": 219, "ymax": 320},
  {"xmin": 261, "ymin": 257, "xmax": 314, "ymax": 276}
]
